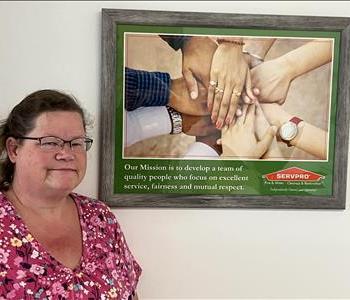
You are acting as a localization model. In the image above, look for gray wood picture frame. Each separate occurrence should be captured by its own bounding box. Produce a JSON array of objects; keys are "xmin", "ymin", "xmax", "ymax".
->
[{"xmin": 100, "ymin": 8, "xmax": 350, "ymax": 209}]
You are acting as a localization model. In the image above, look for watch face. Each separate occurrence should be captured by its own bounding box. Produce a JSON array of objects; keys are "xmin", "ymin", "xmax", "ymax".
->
[{"xmin": 279, "ymin": 121, "xmax": 298, "ymax": 141}]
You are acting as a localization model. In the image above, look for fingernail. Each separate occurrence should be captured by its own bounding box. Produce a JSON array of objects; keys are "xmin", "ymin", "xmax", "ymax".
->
[
  {"xmin": 271, "ymin": 126, "xmax": 278, "ymax": 134},
  {"xmin": 236, "ymin": 109, "xmax": 242, "ymax": 116},
  {"xmin": 225, "ymin": 117, "xmax": 231, "ymax": 125},
  {"xmin": 190, "ymin": 91, "xmax": 197, "ymax": 99},
  {"xmin": 216, "ymin": 120, "xmax": 222, "ymax": 129}
]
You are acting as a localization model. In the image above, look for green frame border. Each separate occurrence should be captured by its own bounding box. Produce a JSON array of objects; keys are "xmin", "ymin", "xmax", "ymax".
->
[{"xmin": 114, "ymin": 24, "xmax": 340, "ymax": 197}]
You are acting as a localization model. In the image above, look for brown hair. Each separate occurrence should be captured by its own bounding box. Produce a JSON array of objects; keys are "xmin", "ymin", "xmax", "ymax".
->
[{"xmin": 0, "ymin": 89, "xmax": 89, "ymax": 191}]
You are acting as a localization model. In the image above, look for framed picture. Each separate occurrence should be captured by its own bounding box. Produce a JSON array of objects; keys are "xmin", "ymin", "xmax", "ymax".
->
[{"xmin": 100, "ymin": 9, "xmax": 350, "ymax": 208}]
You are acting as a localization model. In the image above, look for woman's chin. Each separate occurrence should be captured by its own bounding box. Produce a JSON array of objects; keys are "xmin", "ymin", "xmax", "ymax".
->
[{"xmin": 45, "ymin": 177, "xmax": 80, "ymax": 193}]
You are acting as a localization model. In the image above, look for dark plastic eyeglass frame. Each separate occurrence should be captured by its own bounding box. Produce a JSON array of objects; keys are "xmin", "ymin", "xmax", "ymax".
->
[{"xmin": 15, "ymin": 136, "xmax": 93, "ymax": 151}]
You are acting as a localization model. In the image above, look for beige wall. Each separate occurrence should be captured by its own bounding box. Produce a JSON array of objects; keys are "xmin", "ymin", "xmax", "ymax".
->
[{"xmin": 1, "ymin": 1, "xmax": 350, "ymax": 299}]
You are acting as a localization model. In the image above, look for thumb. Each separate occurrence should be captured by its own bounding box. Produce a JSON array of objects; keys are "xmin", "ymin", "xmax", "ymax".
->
[
  {"xmin": 253, "ymin": 87, "xmax": 260, "ymax": 96},
  {"xmin": 278, "ymin": 98, "xmax": 286, "ymax": 105},
  {"xmin": 256, "ymin": 126, "xmax": 277, "ymax": 157},
  {"xmin": 183, "ymin": 69, "xmax": 198, "ymax": 100},
  {"xmin": 244, "ymin": 69, "xmax": 257, "ymax": 103}
]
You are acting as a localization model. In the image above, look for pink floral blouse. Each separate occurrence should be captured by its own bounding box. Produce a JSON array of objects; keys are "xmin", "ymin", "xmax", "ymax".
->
[{"xmin": 0, "ymin": 192, "xmax": 141, "ymax": 299}]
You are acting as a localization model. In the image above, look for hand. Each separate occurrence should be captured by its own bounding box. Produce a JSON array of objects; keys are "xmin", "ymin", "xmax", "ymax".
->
[
  {"xmin": 250, "ymin": 57, "xmax": 294, "ymax": 104},
  {"xmin": 255, "ymin": 102, "xmax": 273, "ymax": 139},
  {"xmin": 182, "ymin": 115, "xmax": 218, "ymax": 137},
  {"xmin": 259, "ymin": 103, "xmax": 293, "ymax": 127},
  {"xmin": 207, "ymin": 42, "xmax": 256, "ymax": 129},
  {"xmin": 221, "ymin": 103, "xmax": 276, "ymax": 158},
  {"xmin": 181, "ymin": 36, "xmax": 218, "ymax": 99},
  {"xmin": 168, "ymin": 77, "xmax": 209, "ymax": 116},
  {"xmin": 255, "ymin": 102, "xmax": 284, "ymax": 159},
  {"xmin": 260, "ymin": 103, "xmax": 327, "ymax": 159},
  {"xmin": 243, "ymin": 38, "xmax": 276, "ymax": 67}
]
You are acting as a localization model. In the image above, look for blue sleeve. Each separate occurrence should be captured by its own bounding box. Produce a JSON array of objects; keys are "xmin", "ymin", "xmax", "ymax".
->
[{"xmin": 125, "ymin": 67, "xmax": 171, "ymax": 111}]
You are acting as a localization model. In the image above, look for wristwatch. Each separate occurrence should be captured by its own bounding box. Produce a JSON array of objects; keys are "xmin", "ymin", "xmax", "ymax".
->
[
  {"xmin": 166, "ymin": 106, "xmax": 183, "ymax": 134},
  {"xmin": 278, "ymin": 116, "xmax": 303, "ymax": 147}
]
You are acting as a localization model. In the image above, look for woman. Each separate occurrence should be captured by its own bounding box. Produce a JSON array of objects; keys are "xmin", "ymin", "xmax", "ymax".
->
[{"xmin": 0, "ymin": 90, "xmax": 141, "ymax": 299}]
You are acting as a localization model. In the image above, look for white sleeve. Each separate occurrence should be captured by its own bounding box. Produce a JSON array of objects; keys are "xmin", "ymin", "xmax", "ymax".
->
[
  {"xmin": 184, "ymin": 142, "xmax": 219, "ymax": 158},
  {"xmin": 125, "ymin": 106, "xmax": 172, "ymax": 147}
]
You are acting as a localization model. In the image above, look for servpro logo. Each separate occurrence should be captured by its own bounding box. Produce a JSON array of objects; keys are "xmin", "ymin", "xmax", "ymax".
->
[{"xmin": 263, "ymin": 167, "xmax": 324, "ymax": 182}]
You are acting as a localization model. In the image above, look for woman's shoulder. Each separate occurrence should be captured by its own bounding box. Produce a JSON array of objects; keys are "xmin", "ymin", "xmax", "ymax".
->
[
  {"xmin": 71, "ymin": 192, "xmax": 110, "ymax": 209},
  {"xmin": 71, "ymin": 193, "xmax": 122, "ymax": 234},
  {"xmin": 71, "ymin": 192, "xmax": 115, "ymax": 218}
]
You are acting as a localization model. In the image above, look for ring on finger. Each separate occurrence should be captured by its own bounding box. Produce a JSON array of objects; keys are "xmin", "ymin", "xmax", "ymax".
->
[
  {"xmin": 215, "ymin": 87, "xmax": 224, "ymax": 94},
  {"xmin": 209, "ymin": 80, "xmax": 217, "ymax": 87}
]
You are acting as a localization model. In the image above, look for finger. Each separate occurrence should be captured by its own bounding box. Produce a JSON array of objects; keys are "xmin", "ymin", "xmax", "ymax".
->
[
  {"xmin": 236, "ymin": 96, "xmax": 245, "ymax": 115},
  {"xmin": 244, "ymin": 69, "xmax": 257, "ymax": 103},
  {"xmin": 236, "ymin": 106, "xmax": 242, "ymax": 117},
  {"xmin": 211, "ymin": 84, "xmax": 224, "ymax": 125},
  {"xmin": 183, "ymin": 69, "xmax": 199, "ymax": 100},
  {"xmin": 253, "ymin": 87, "xmax": 260, "ymax": 96},
  {"xmin": 224, "ymin": 89, "xmax": 240, "ymax": 126},
  {"xmin": 216, "ymin": 87, "xmax": 232, "ymax": 129},
  {"xmin": 245, "ymin": 103, "xmax": 256, "ymax": 129},
  {"xmin": 255, "ymin": 101, "xmax": 264, "ymax": 118},
  {"xmin": 207, "ymin": 89, "xmax": 215, "ymax": 112},
  {"xmin": 256, "ymin": 126, "xmax": 277, "ymax": 157},
  {"xmin": 225, "ymin": 80, "xmax": 244, "ymax": 124},
  {"xmin": 243, "ymin": 92, "xmax": 252, "ymax": 104},
  {"xmin": 254, "ymin": 102, "xmax": 268, "ymax": 138},
  {"xmin": 255, "ymin": 101, "xmax": 267, "ymax": 119},
  {"xmin": 207, "ymin": 74, "xmax": 218, "ymax": 112},
  {"xmin": 236, "ymin": 103, "xmax": 249, "ymax": 126},
  {"xmin": 278, "ymin": 98, "xmax": 286, "ymax": 105}
]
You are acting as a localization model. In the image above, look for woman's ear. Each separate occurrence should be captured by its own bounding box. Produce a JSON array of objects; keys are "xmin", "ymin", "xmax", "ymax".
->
[{"xmin": 6, "ymin": 137, "xmax": 19, "ymax": 163}]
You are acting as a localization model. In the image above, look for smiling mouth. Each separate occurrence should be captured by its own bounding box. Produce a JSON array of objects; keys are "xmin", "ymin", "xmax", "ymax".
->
[{"xmin": 50, "ymin": 169, "xmax": 77, "ymax": 172}]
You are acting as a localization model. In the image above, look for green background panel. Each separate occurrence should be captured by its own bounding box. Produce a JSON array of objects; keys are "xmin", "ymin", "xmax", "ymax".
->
[{"xmin": 114, "ymin": 24, "xmax": 341, "ymax": 197}]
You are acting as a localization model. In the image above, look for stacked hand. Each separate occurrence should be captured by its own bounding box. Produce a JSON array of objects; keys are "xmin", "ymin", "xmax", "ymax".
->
[
  {"xmin": 168, "ymin": 77, "xmax": 218, "ymax": 139},
  {"xmin": 207, "ymin": 42, "xmax": 256, "ymax": 129},
  {"xmin": 182, "ymin": 114, "xmax": 218, "ymax": 137},
  {"xmin": 220, "ymin": 103, "xmax": 277, "ymax": 158},
  {"xmin": 167, "ymin": 37, "xmax": 332, "ymax": 158},
  {"xmin": 250, "ymin": 57, "xmax": 294, "ymax": 104},
  {"xmin": 180, "ymin": 37, "xmax": 256, "ymax": 130},
  {"xmin": 181, "ymin": 36, "xmax": 217, "ymax": 100},
  {"xmin": 168, "ymin": 77, "xmax": 208, "ymax": 116}
]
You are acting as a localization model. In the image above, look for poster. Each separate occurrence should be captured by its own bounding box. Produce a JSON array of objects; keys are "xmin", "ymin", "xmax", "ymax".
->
[{"xmin": 101, "ymin": 9, "xmax": 350, "ymax": 208}]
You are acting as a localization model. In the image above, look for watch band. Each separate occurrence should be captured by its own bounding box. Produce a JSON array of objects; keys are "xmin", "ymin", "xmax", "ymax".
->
[
  {"xmin": 166, "ymin": 106, "xmax": 182, "ymax": 134},
  {"xmin": 289, "ymin": 116, "xmax": 303, "ymax": 126}
]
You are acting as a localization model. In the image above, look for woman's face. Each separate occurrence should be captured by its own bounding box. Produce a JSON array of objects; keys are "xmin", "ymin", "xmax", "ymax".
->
[{"xmin": 10, "ymin": 111, "xmax": 87, "ymax": 195}]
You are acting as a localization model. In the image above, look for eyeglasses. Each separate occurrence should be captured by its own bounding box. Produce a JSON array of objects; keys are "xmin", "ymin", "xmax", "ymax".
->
[{"xmin": 15, "ymin": 136, "xmax": 93, "ymax": 152}]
